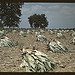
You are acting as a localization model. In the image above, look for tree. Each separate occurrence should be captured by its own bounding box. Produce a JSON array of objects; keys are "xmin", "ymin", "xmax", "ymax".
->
[
  {"xmin": 0, "ymin": 2, "xmax": 7, "ymax": 28},
  {"xmin": 0, "ymin": 21, "xmax": 3, "ymax": 28},
  {"xmin": 0, "ymin": 2, "xmax": 23, "ymax": 28},
  {"xmin": 28, "ymin": 14, "xmax": 48, "ymax": 29}
]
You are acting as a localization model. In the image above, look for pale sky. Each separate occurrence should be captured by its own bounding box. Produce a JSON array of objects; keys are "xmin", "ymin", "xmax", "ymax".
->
[{"xmin": 20, "ymin": 3, "xmax": 75, "ymax": 29}]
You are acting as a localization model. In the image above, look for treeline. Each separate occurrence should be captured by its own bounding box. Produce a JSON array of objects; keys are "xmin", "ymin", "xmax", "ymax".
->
[
  {"xmin": 0, "ymin": 2, "xmax": 23, "ymax": 28},
  {"xmin": 58, "ymin": 28, "xmax": 75, "ymax": 30},
  {"xmin": 0, "ymin": 3, "xmax": 49, "ymax": 29}
]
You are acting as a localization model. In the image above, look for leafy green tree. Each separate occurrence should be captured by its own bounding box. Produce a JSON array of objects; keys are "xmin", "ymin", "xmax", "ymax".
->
[
  {"xmin": 28, "ymin": 14, "xmax": 48, "ymax": 28},
  {"xmin": 0, "ymin": 21, "xmax": 3, "ymax": 28},
  {"xmin": 0, "ymin": 2, "xmax": 7, "ymax": 28},
  {"xmin": 0, "ymin": 2, "xmax": 23, "ymax": 28}
]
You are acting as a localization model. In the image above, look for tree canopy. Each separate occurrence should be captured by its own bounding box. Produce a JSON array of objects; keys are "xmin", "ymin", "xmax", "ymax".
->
[
  {"xmin": 28, "ymin": 14, "xmax": 48, "ymax": 29},
  {"xmin": 0, "ymin": 2, "xmax": 23, "ymax": 28}
]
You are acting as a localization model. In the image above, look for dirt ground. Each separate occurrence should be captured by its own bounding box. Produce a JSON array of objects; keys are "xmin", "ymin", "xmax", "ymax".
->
[{"xmin": 0, "ymin": 29, "xmax": 75, "ymax": 72}]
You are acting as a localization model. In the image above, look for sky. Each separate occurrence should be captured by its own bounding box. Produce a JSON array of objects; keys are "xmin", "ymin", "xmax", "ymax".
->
[{"xmin": 19, "ymin": 3, "xmax": 75, "ymax": 29}]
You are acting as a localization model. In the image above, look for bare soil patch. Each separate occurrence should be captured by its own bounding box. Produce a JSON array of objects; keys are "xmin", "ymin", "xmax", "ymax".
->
[{"xmin": 0, "ymin": 30, "xmax": 75, "ymax": 72}]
